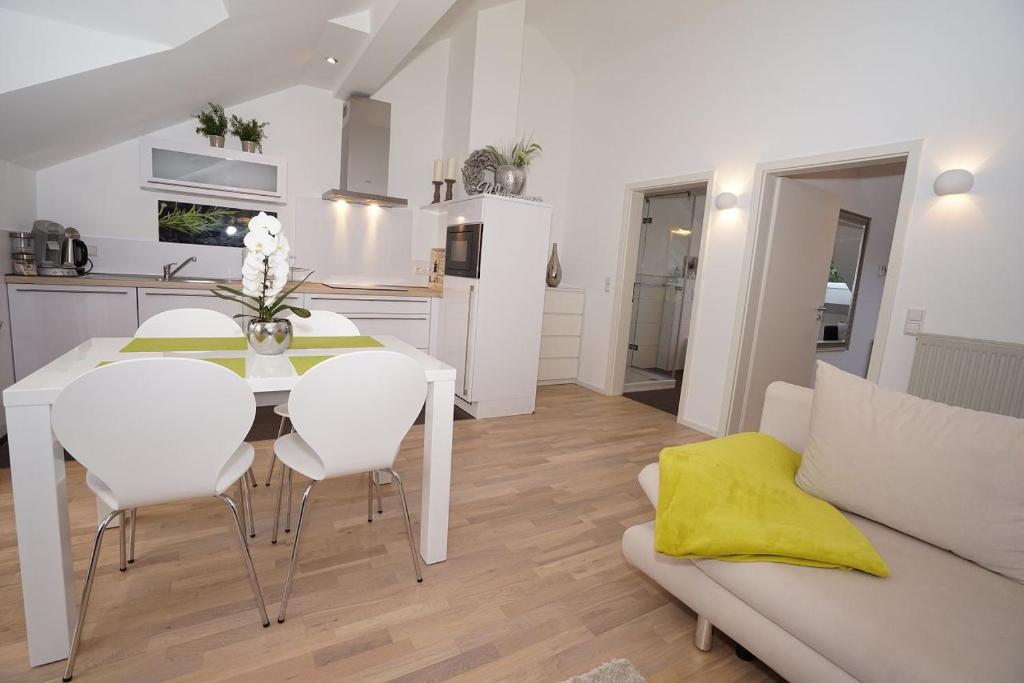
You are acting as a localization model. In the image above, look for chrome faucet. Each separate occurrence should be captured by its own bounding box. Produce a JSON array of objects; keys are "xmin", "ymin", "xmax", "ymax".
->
[{"xmin": 162, "ymin": 256, "xmax": 197, "ymax": 280}]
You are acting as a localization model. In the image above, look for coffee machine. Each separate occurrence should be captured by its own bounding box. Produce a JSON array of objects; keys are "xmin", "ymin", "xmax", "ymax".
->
[{"xmin": 32, "ymin": 220, "xmax": 90, "ymax": 276}]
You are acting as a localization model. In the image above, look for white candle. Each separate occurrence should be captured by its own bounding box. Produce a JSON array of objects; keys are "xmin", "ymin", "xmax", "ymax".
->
[
  {"xmin": 446, "ymin": 158, "xmax": 457, "ymax": 180},
  {"xmin": 432, "ymin": 159, "xmax": 443, "ymax": 182}
]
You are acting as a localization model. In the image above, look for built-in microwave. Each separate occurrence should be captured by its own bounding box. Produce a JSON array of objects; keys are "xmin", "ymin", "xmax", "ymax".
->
[{"xmin": 444, "ymin": 222, "xmax": 483, "ymax": 279}]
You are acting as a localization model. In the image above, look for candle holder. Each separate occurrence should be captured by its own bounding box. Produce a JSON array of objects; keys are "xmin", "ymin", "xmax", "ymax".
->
[
  {"xmin": 444, "ymin": 179, "xmax": 455, "ymax": 202},
  {"xmin": 431, "ymin": 180, "xmax": 442, "ymax": 204}
]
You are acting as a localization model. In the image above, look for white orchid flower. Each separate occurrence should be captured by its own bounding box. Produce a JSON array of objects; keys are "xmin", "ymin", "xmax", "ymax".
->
[
  {"xmin": 244, "ymin": 227, "xmax": 278, "ymax": 255},
  {"xmin": 248, "ymin": 211, "xmax": 282, "ymax": 236}
]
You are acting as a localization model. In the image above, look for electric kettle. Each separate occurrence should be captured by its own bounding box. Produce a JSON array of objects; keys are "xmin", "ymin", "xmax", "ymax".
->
[{"xmin": 59, "ymin": 227, "xmax": 91, "ymax": 275}]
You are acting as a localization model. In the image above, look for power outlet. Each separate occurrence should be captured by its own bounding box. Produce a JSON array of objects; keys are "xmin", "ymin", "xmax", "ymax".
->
[
  {"xmin": 86, "ymin": 243, "xmax": 98, "ymax": 257},
  {"xmin": 903, "ymin": 308, "xmax": 925, "ymax": 335},
  {"xmin": 414, "ymin": 265, "xmax": 428, "ymax": 276}
]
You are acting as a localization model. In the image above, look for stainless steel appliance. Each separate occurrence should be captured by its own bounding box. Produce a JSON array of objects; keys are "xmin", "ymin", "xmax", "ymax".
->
[
  {"xmin": 10, "ymin": 231, "xmax": 36, "ymax": 275},
  {"xmin": 445, "ymin": 222, "xmax": 483, "ymax": 279},
  {"xmin": 322, "ymin": 96, "xmax": 408, "ymax": 208},
  {"xmin": 59, "ymin": 227, "xmax": 91, "ymax": 275},
  {"xmin": 32, "ymin": 220, "xmax": 89, "ymax": 276}
]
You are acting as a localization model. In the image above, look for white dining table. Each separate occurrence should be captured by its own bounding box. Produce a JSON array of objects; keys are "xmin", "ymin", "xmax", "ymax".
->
[{"xmin": 2, "ymin": 335, "xmax": 457, "ymax": 667}]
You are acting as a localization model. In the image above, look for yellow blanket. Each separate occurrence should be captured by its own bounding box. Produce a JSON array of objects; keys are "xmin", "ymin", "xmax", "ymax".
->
[{"xmin": 655, "ymin": 433, "xmax": 888, "ymax": 576}]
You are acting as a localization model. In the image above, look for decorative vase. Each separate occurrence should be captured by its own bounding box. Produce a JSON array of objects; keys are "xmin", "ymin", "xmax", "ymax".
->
[
  {"xmin": 208, "ymin": 135, "xmax": 225, "ymax": 148},
  {"xmin": 247, "ymin": 318, "xmax": 292, "ymax": 355},
  {"xmin": 546, "ymin": 243, "xmax": 562, "ymax": 287},
  {"xmin": 240, "ymin": 140, "xmax": 257, "ymax": 153},
  {"xmin": 495, "ymin": 164, "xmax": 526, "ymax": 195}
]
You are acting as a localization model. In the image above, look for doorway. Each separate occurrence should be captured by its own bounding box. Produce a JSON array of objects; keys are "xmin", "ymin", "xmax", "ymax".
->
[
  {"xmin": 728, "ymin": 144, "xmax": 919, "ymax": 433},
  {"xmin": 622, "ymin": 183, "xmax": 709, "ymax": 415}
]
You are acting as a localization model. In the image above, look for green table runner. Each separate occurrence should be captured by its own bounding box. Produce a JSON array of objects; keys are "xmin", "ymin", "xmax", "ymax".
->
[
  {"xmin": 289, "ymin": 335, "xmax": 383, "ymax": 349},
  {"xmin": 289, "ymin": 355, "xmax": 333, "ymax": 375},
  {"xmin": 98, "ymin": 357, "xmax": 246, "ymax": 377},
  {"xmin": 121, "ymin": 337, "xmax": 248, "ymax": 353}
]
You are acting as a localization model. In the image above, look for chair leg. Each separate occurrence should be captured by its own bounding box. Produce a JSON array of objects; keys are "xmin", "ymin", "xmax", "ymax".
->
[
  {"xmin": 217, "ymin": 494, "xmax": 270, "ymax": 628},
  {"xmin": 242, "ymin": 474, "xmax": 256, "ymax": 538},
  {"xmin": 127, "ymin": 509, "xmax": 137, "ymax": 564},
  {"xmin": 375, "ymin": 473, "xmax": 384, "ymax": 515},
  {"xmin": 265, "ymin": 416, "xmax": 287, "ymax": 486},
  {"xmin": 695, "ymin": 614, "xmax": 713, "ymax": 651},
  {"xmin": 385, "ymin": 468, "xmax": 423, "ymax": 583},
  {"xmin": 272, "ymin": 464, "xmax": 286, "ymax": 544},
  {"xmin": 285, "ymin": 467, "xmax": 293, "ymax": 533},
  {"xmin": 118, "ymin": 510, "xmax": 127, "ymax": 572},
  {"xmin": 367, "ymin": 471, "xmax": 374, "ymax": 523},
  {"xmin": 62, "ymin": 509, "xmax": 120, "ymax": 682},
  {"xmin": 245, "ymin": 468, "xmax": 258, "ymax": 488},
  {"xmin": 236, "ymin": 480, "xmax": 248, "ymax": 545},
  {"xmin": 277, "ymin": 481, "xmax": 316, "ymax": 623}
]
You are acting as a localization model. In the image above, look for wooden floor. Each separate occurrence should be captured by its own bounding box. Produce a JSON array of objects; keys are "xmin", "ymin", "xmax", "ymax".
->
[{"xmin": 0, "ymin": 385, "xmax": 781, "ymax": 682}]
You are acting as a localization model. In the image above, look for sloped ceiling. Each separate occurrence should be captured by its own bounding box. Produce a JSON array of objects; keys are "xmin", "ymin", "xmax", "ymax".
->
[{"xmin": 0, "ymin": 0, "xmax": 455, "ymax": 169}]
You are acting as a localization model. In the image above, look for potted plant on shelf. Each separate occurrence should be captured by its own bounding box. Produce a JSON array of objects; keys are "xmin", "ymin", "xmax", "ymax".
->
[
  {"xmin": 211, "ymin": 212, "xmax": 311, "ymax": 354},
  {"xmin": 230, "ymin": 115, "xmax": 270, "ymax": 153},
  {"xmin": 486, "ymin": 137, "xmax": 542, "ymax": 195},
  {"xmin": 194, "ymin": 102, "xmax": 229, "ymax": 147}
]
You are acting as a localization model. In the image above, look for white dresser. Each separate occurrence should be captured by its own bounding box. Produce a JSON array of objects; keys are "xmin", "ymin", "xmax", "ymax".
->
[{"xmin": 538, "ymin": 286, "xmax": 584, "ymax": 384}]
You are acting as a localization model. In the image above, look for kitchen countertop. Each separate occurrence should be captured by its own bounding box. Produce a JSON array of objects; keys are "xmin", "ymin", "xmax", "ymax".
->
[{"xmin": 4, "ymin": 274, "xmax": 442, "ymax": 298}]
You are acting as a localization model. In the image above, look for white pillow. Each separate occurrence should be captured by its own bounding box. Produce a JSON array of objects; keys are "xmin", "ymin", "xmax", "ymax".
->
[{"xmin": 796, "ymin": 361, "xmax": 1024, "ymax": 583}]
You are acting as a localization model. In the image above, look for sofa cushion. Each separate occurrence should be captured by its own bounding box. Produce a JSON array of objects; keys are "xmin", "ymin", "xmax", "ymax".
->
[
  {"xmin": 693, "ymin": 513, "xmax": 1024, "ymax": 683},
  {"xmin": 796, "ymin": 361, "xmax": 1024, "ymax": 583}
]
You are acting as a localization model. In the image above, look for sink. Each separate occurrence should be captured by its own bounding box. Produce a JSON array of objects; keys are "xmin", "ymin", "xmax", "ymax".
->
[
  {"xmin": 84, "ymin": 273, "xmax": 234, "ymax": 285},
  {"xmin": 155, "ymin": 277, "xmax": 234, "ymax": 284}
]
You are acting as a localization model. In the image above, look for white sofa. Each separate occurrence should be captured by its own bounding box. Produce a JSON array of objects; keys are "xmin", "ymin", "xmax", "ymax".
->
[{"xmin": 622, "ymin": 381, "xmax": 1024, "ymax": 683}]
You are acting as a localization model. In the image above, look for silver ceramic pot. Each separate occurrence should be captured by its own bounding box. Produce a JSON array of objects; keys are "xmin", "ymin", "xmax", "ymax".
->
[
  {"xmin": 240, "ymin": 140, "xmax": 257, "ymax": 153},
  {"xmin": 247, "ymin": 318, "xmax": 292, "ymax": 355},
  {"xmin": 208, "ymin": 135, "xmax": 225, "ymax": 148},
  {"xmin": 495, "ymin": 164, "xmax": 526, "ymax": 195}
]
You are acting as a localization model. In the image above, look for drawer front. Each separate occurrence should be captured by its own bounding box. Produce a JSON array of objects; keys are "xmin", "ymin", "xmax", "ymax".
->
[
  {"xmin": 305, "ymin": 294, "xmax": 430, "ymax": 315},
  {"xmin": 345, "ymin": 315, "xmax": 430, "ymax": 349},
  {"xmin": 544, "ymin": 289, "xmax": 585, "ymax": 315},
  {"xmin": 538, "ymin": 357, "xmax": 578, "ymax": 381},
  {"xmin": 540, "ymin": 335, "xmax": 580, "ymax": 359},
  {"xmin": 541, "ymin": 313, "xmax": 583, "ymax": 336}
]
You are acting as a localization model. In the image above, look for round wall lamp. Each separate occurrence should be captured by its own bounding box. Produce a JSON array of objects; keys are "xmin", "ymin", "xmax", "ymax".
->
[
  {"xmin": 715, "ymin": 192, "xmax": 738, "ymax": 210},
  {"xmin": 933, "ymin": 169, "xmax": 974, "ymax": 196}
]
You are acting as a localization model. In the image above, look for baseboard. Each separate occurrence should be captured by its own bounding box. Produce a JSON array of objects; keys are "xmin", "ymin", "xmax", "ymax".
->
[
  {"xmin": 677, "ymin": 415, "xmax": 721, "ymax": 437},
  {"xmin": 574, "ymin": 378, "xmax": 611, "ymax": 395}
]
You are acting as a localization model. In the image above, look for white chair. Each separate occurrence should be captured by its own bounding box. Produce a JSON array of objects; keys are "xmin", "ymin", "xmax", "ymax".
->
[
  {"xmin": 135, "ymin": 307, "xmax": 245, "ymax": 337},
  {"xmin": 263, "ymin": 310, "xmax": 363, "ymax": 538},
  {"xmin": 52, "ymin": 358, "xmax": 269, "ymax": 681},
  {"xmin": 133, "ymin": 308, "xmax": 259, "ymax": 540},
  {"xmin": 273, "ymin": 350, "xmax": 428, "ymax": 623}
]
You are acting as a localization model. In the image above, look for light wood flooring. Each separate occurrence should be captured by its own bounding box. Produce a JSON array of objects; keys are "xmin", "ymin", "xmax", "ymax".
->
[{"xmin": 0, "ymin": 384, "xmax": 781, "ymax": 682}]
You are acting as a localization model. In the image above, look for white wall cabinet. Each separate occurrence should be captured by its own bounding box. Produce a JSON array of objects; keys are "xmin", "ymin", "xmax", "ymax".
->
[
  {"xmin": 9, "ymin": 284, "xmax": 138, "ymax": 380},
  {"xmin": 539, "ymin": 286, "xmax": 584, "ymax": 384},
  {"xmin": 303, "ymin": 293, "xmax": 432, "ymax": 352}
]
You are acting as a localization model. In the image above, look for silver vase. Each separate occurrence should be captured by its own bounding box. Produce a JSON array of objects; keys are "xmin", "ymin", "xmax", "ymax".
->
[
  {"xmin": 208, "ymin": 135, "xmax": 225, "ymax": 148},
  {"xmin": 546, "ymin": 243, "xmax": 562, "ymax": 287},
  {"xmin": 240, "ymin": 140, "xmax": 257, "ymax": 153},
  {"xmin": 247, "ymin": 319, "xmax": 292, "ymax": 355},
  {"xmin": 495, "ymin": 164, "xmax": 526, "ymax": 195}
]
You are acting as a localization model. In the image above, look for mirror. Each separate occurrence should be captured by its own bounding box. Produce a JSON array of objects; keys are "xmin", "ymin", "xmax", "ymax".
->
[{"xmin": 818, "ymin": 210, "xmax": 870, "ymax": 350}]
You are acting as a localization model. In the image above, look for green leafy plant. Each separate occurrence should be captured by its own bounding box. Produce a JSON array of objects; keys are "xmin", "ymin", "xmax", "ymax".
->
[
  {"xmin": 194, "ymin": 102, "xmax": 228, "ymax": 137},
  {"xmin": 158, "ymin": 205, "xmax": 234, "ymax": 235},
  {"xmin": 230, "ymin": 115, "xmax": 270, "ymax": 152},
  {"xmin": 486, "ymin": 136, "xmax": 543, "ymax": 168},
  {"xmin": 213, "ymin": 272, "xmax": 312, "ymax": 322}
]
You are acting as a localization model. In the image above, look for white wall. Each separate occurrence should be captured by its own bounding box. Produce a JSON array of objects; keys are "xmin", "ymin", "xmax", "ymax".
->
[
  {"xmin": 799, "ymin": 166, "xmax": 905, "ymax": 377},
  {"xmin": 547, "ymin": 0, "xmax": 1024, "ymax": 434},
  {"xmin": 0, "ymin": 159, "xmax": 36, "ymax": 230},
  {"xmin": 468, "ymin": 0, "xmax": 525, "ymax": 149}
]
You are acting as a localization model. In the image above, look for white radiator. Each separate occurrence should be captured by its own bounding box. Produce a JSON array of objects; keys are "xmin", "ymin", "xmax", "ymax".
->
[{"xmin": 908, "ymin": 333, "xmax": 1024, "ymax": 418}]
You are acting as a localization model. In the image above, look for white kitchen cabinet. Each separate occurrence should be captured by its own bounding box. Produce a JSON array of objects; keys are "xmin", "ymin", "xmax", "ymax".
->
[
  {"xmin": 138, "ymin": 287, "xmax": 243, "ymax": 324},
  {"xmin": 437, "ymin": 278, "xmax": 477, "ymax": 400},
  {"xmin": 303, "ymin": 293, "xmax": 432, "ymax": 352},
  {"xmin": 538, "ymin": 286, "xmax": 584, "ymax": 384},
  {"xmin": 8, "ymin": 284, "xmax": 138, "ymax": 380}
]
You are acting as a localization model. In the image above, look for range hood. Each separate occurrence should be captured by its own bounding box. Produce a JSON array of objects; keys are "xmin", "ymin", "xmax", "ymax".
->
[{"xmin": 322, "ymin": 96, "xmax": 408, "ymax": 208}]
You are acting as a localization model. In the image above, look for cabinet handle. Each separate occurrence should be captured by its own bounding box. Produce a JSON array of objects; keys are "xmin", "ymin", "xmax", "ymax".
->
[
  {"xmin": 463, "ymin": 285, "xmax": 475, "ymax": 397},
  {"xmin": 142, "ymin": 292, "xmax": 218, "ymax": 298},
  {"xmin": 344, "ymin": 315, "xmax": 429, "ymax": 321},
  {"xmin": 308, "ymin": 296, "xmax": 426, "ymax": 303},
  {"xmin": 14, "ymin": 288, "xmax": 128, "ymax": 295}
]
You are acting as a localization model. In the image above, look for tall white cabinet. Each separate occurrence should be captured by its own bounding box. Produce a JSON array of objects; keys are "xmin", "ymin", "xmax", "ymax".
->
[{"xmin": 436, "ymin": 196, "xmax": 552, "ymax": 418}]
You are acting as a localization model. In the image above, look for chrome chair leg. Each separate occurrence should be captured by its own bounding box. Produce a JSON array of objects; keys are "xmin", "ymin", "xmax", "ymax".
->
[
  {"xmin": 62, "ymin": 509, "xmax": 120, "ymax": 682},
  {"xmin": 367, "ymin": 472, "xmax": 374, "ymax": 523},
  {"xmin": 127, "ymin": 508, "xmax": 137, "ymax": 564},
  {"xmin": 375, "ymin": 473, "xmax": 384, "ymax": 515},
  {"xmin": 242, "ymin": 475, "xmax": 256, "ymax": 538},
  {"xmin": 218, "ymin": 494, "xmax": 270, "ymax": 628},
  {"xmin": 118, "ymin": 510, "xmax": 127, "ymax": 572},
  {"xmin": 245, "ymin": 468, "xmax": 258, "ymax": 488},
  {"xmin": 385, "ymin": 468, "xmax": 423, "ymax": 583},
  {"xmin": 236, "ymin": 480, "xmax": 248, "ymax": 545},
  {"xmin": 265, "ymin": 416, "xmax": 287, "ymax": 486},
  {"xmin": 285, "ymin": 467, "xmax": 293, "ymax": 533},
  {"xmin": 272, "ymin": 464, "xmax": 285, "ymax": 544},
  {"xmin": 277, "ymin": 481, "xmax": 316, "ymax": 623}
]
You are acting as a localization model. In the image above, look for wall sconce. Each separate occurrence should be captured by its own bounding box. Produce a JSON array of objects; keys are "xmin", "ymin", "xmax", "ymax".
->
[
  {"xmin": 715, "ymin": 192, "xmax": 738, "ymax": 210},
  {"xmin": 933, "ymin": 169, "xmax": 974, "ymax": 196}
]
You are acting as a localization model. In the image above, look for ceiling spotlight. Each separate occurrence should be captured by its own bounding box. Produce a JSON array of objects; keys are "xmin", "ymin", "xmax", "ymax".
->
[{"xmin": 325, "ymin": 56, "xmax": 338, "ymax": 65}]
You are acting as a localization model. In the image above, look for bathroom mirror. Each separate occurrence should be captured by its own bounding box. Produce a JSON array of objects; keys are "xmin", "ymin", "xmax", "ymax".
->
[{"xmin": 818, "ymin": 210, "xmax": 870, "ymax": 350}]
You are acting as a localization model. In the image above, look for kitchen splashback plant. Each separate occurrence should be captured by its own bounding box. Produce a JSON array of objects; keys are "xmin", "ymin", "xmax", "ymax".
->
[
  {"xmin": 230, "ymin": 115, "xmax": 270, "ymax": 153},
  {"xmin": 212, "ymin": 212, "xmax": 310, "ymax": 354},
  {"xmin": 194, "ymin": 102, "xmax": 228, "ymax": 146}
]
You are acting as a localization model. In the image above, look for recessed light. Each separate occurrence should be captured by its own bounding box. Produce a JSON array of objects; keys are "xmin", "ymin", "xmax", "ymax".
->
[{"xmin": 325, "ymin": 56, "xmax": 338, "ymax": 65}]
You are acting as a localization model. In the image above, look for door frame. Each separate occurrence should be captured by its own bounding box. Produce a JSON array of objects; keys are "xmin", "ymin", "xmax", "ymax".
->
[
  {"xmin": 605, "ymin": 170, "xmax": 715, "ymax": 422},
  {"xmin": 723, "ymin": 140, "xmax": 923, "ymax": 433}
]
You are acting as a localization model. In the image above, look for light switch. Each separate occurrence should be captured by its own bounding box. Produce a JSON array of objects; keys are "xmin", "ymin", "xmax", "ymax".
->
[{"xmin": 904, "ymin": 308, "xmax": 925, "ymax": 335}]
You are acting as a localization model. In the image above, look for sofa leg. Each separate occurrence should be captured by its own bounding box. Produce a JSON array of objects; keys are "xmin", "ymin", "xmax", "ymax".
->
[{"xmin": 695, "ymin": 615, "xmax": 713, "ymax": 651}]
